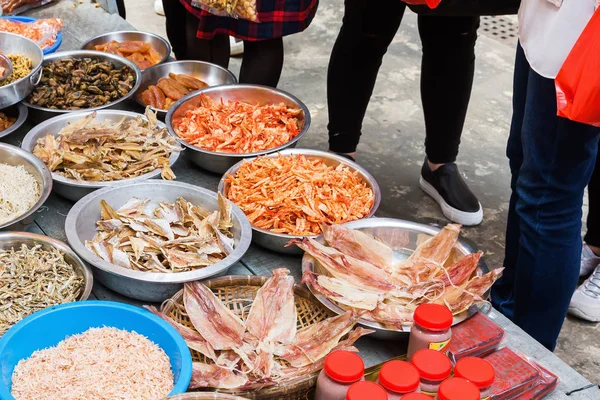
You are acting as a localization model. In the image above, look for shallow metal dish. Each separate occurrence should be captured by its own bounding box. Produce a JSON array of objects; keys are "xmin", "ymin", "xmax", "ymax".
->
[
  {"xmin": 0, "ymin": 231, "xmax": 93, "ymax": 303},
  {"xmin": 0, "ymin": 32, "xmax": 43, "ymax": 109},
  {"xmin": 134, "ymin": 60, "xmax": 237, "ymax": 118},
  {"xmin": 65, "ymin": 181, "xmax": 252, "ymax": 302},
  {"xmin": 218, "ymin": 148, "xmax": 381, "ymax": 254},
  {"xmin": 302, "ymin": 217, "xmax": 491, "ymax": 340},
  {"xmin": 0, "ymin": 143, "xmax": 52, "ymax": 231},
  {"xmin": 23, "ymin": 50, "xmax": 142, "ymax": 118},
  {"xmin": 21, "ymin": 110, "xmax": 181, "ymax": 201},
  {"xmin": 81, "ymin": 30, "xmax": 171, "ymax": 71},
  {"xmin": 0, "ymin": 102, "xmax": 28, "ymax": 140},
  {"xmin": 166, "ymin": 84, "xmax": 311, "ymax": 174}
]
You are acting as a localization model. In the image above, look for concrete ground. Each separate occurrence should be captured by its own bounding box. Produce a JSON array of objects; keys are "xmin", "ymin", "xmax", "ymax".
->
[{"xmin": 123, "ymin": 0, "xmax": 599, "ymax": 381}]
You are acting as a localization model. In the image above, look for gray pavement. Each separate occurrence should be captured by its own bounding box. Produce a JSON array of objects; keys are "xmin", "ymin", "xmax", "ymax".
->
[{"xmin": 123, "ymin": 0, "xmax": 600, "ymax": 382}]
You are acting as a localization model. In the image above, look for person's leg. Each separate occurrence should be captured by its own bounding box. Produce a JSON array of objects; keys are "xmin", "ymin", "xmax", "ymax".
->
[
  {"xmin": 115, "ymin": 0, "xmax": 126, "ymax": 19},
  {"xmin": 490, "ymin": 44, "xmax": 530, "ymax": 321},
  {"xmin": 239, "ymin": 38, "xmax": 284, "ymax": 87},
  {"xmin": 508, "ymin": 50, "xmax": 600, "ymax": 350},
  {"xmin": 163, "ymin": 0, "xmax": 189, "ymax": 59},
  {"xmin": 184, "ymin": 13, "xmax": 230, "ymax": 68},
  {"xmin": 585, "ymin": 156, "xmax": 600, "ymax": 251},
  {"xmin": 327, "ymin": 0, "xmax": 406, "ymax": 156}
]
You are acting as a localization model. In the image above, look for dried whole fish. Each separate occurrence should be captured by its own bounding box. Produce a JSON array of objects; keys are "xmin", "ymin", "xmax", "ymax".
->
[
  {"xmin": 150, "ymin": 269, "xmax": 372, "ymax": 391},
  {"xmin": 32, "ymin": 109, "xmax": 179, "ymax": 182},
  {"xmin": 85, "ymin": 195, "xmax": 234, "ymax": 273},
  {"xmin": 296, "ymin": 223, "xmax": 504, "ymax": 329},
  {"xmin": 0, "ymin": 244, "xmax": 84, "ymax": 335},
  {"xmin": 28, "ymin": 57, "xmax": 136, "ymax": 110}
]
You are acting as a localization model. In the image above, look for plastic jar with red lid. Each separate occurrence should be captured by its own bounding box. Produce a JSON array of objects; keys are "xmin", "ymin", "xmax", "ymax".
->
[
  {"xmin": 453, "ymin": 357, "xmax": 495, "ymax": 399},
  {"xmin": 407, "ymin": 304, "xmax": 453, "ymax": 360},
  {"xmin": 315, "ymin": 351, "xmax": 365, "ymax": 400},
  {"xmin": 436, "ymin": 377, "xmax": 480, "ymax": 400},
  {"xmin": 346, "ymin": 381, "xmax": 389, "ymax": 400},
  {"xmin": 376, "ymin": 360, "xmax": 421, "ymax": 399},
  {"xmin": 401, "ymin": 394, "xmax": 435, "ymax": 400},
  {"xmin": 411, "ymin": 349, "xmax": 452, "ymax": 396}
]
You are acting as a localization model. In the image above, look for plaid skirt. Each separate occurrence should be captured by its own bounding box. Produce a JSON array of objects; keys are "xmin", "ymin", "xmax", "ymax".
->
[{"xmin": 180, "ymin": 0, "xmax": 319, "ymax": 41}]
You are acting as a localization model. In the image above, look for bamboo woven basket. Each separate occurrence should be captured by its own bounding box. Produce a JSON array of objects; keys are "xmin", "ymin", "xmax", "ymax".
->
[{"xmin": 161, "ymin": 275, "xmax": 335, "ymax": 400}]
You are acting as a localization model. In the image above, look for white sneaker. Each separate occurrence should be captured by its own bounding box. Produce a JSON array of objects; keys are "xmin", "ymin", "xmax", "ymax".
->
[
  {"xmin": 580, "ymin": 243, "xmax": 600, "ymax": 277},
  {"xmin": 569, "ymin": 264, "xmax": 600, "ymax": 322},
  {"xmin": 229, "ymin": 36, "xmax": 244, "ymax": 56},
  {"xmin": 154, "ymin": 0, "xmax": 165, "ymax": 16}
]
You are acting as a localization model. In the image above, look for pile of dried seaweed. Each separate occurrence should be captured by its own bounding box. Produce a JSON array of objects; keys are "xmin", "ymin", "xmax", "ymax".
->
[
  {"xmin": 86, "ymin": 194, "xmax": 235, "ymax": 273},
  {"xmin": 0, "ymin": 244, "xmax": 85, "ymax": 335},
  {"xmin": 32, "ymin": 110, "xmax": 180, "ymax": 182}
]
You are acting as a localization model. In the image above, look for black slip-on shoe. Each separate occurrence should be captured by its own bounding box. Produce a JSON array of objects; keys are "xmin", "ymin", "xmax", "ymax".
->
[{"xmin": 419, "ymin": 159, "xmax": 483, "ymax": 226}]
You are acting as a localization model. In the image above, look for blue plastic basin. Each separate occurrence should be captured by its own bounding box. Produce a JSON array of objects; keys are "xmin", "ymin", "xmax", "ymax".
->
[
  {"xmin": 1, "ymin": 16, "xmax": 62, "ymax": 54},
  {"xmin": 0, "ymin": 301, "xmax": 192, "ymax": 400}
]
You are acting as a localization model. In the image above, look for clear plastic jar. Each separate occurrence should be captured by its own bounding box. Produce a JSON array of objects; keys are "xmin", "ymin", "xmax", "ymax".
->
[
  {"xmin": 407, "ymin": 304, "xmax": 453, "ymax": 361},
  {"xmin": 315, "ymin": 351, "xmax": 365, "ymax": 400},
  {"xmin": 436, "ymin": 377, "xmax": 480, "ymax": 400},
  {"xmin": 453, "ymin": 357, "xmax": 495, "ymax": 399},
  {"xmin": 376, "ymin": 360, "xmax": 421, "ymax": 399},
  {"xmin": 346, "ymin": 381, "xmax": 389, "ymax": 400},
  {"xmin": 411, "ymin": 349, "xmax": 452, "ymax": 397}
]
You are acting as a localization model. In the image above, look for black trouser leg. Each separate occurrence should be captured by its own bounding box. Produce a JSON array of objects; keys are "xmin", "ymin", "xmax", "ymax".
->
[
  {"xmin": 183, "ymin": 12, "xmax": 230, "ymax": 68},
  {"xmin": 585, "ymin": 147, "xmax": 600, "ymax": 247},
  {"xmin": 327, "ymin": 0, "xmax": 406, "ymax": 153},
  {"xmin": 164, "ymin": 0, "xmax": 189, "ymax": 59},
  {"xmin": 116, "ymin": 0, "xmax": 126, "ymax": 19},
  {"xmin": 239, "ymin": 38, "xmax": 284, "ymax": 87},
  {"xmin": 419, "ymin": 15, "xmax": 480, "ymax": 164}
]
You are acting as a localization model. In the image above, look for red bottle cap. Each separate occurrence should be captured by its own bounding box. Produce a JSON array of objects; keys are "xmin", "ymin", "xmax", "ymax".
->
[
  {"xmin": 411, "ymin": 349, "xmax": 452, "ymax": 381},
  {"xmin": 413, "ymin": 304, "xmax": 453, "ymax": 331},
  {"xmin": 379, "ymin": 360, "xmax": 420, "ymax": 393},
  {"xmin": 346, "ymin": 381, "xmax": 388, "ymax": 400},
  {"xmin": 438, "ymin": 377, "xmax": 480, "ymax": 400},
  {"xmin": 401, "ymin": 394, "xmax": 434, "ymax": 400},
  {"xmin": 426, "ymin": 0, "xmax": 442, "ymax": 9},
  {"xmin": 454, "ymin": 356, "xmax": 496, "ymax": 388},
  {"xmin": 324, "ymin": 351, "xmax": 365, "ymax": 383}
]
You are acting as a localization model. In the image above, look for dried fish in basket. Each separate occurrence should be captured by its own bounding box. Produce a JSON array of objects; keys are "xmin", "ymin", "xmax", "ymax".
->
[
  {"xmin": 296, "ymin": 221, "xmax": 503, "ymax": 334},
  {"xmin": 156, "ymin": 272, "xmax": 373, "ymax": 399},
  {"xmin": 32, "ymin": 109, "xmax": 180, "ymax": 182},
  {"xmin": 86, "ymin": 194, "xmax": 235, "ymax": 273}
]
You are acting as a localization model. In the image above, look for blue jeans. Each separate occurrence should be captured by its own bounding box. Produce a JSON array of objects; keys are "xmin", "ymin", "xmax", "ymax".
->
[{"xmin": 491, "ymin": 44, "xmax": 600, "ymax": 351}]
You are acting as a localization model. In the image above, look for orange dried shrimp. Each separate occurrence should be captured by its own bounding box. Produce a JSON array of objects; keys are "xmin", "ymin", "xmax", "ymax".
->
[
  {"xmin": 0, "ymin": 18, "xmax": 62, "ymax": 49},
  {"xmin": 225, "ymin": 154, "xmax": 374, "ymax": 235},
  {"xmin": 172, "ymin": 94, "xmax": 302, "ymax": 154}
]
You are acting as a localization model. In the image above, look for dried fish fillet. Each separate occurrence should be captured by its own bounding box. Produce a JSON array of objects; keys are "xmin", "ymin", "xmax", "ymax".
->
[{"xmin": 86, "ymin": 196, "xmax": 234, "ymax": 273}]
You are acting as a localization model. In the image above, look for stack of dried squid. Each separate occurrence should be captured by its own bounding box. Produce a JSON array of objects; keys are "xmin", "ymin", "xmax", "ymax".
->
[
  {"xmin": 293, "ymin": 224, "xmax": 503, "ymax": 329},
  {"xmin": 147, "ymin": 268, "xmax": 372, "ymax": 390}
]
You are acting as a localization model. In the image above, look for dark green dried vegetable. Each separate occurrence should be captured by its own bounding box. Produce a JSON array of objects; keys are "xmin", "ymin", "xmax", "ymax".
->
[{"xmin": 28, "ymin": 57, "xmax": 136, "ymax": 110}]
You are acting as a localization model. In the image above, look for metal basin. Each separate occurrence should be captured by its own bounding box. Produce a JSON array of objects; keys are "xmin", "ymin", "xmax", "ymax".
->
[
  {"xmin": 81, "ymin": 30, "xmax": 171, "ymax": 71},
  {"xmin": 21, "ymin": 110, "xmax": 181, "ymax": 202},
  {"xmin": 166, "ymin": 84, "xmax": 311, "ymax": 174},
  {"xmin": 0, "ymin": 102, "xmax": 28, "ymax": 140},
  {"xmin": 0, "ymin": 32, "xmax": 43, "ymax": 109},
  {"xmin": 218, "ymin": 148, "xmax": 381, "ymax": 254},
  {"xmin": 302, "ymin": 218, "xmax": 491, "ymax": 340},
  {"xmin": 0, "ymin": 143, "xmax": 52, "ymax": 231},
  {"xmin": 23, "ymin": 50, "xmax": 142, "ymax": 119},
  {"xmin": 65, "ymin": 181, "xmax": 252, "ymax": 302},
  {"xmin": 134, "ymin": 60, "xmax": 237, "ymax": 118}
]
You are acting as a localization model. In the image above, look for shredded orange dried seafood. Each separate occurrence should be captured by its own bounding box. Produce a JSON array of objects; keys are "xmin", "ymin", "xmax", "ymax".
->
[
  {"xmin": 225, "ymin": 154, "xmax": 374, "ymax": 235},
  {"xmin": 0, "ymin": 18, "xmax": 62, "ymax": 49},
  {"xmin": 172, "ymin": 94, "xmax": 302, "ymax": 154}
]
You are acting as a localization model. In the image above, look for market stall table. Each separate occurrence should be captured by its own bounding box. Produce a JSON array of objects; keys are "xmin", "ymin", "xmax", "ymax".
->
[{"xmin": 1, "ymin": 2, "xmax": 598, "ymax": 399}]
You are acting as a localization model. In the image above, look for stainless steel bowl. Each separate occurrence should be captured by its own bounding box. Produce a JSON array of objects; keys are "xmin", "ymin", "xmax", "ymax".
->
[
  {"xmin": 23, "ymin": 50, "xmax": 142, "ymax": 118},
  {"xmin": 81, "ymin": 31, "xmax": 172, "ymax": 71},
  {"xmin": 218, "ymin": 148, "xmax": 381, "ymax": 254},
  {"xmin": 134, "ymin": 60, "xmax": 237, "ymax": 118},
  {"xmin": 302, "ymin": 218, "xmax": 491, "ymax": 340},
  {"xmin": 21, "ymin": 110, "xmax": 182, "ymax": 202},
  {"xmin": 65, "ymin": 181, "xmax": 252, "ymax": 302},
  {"xmin": 0, "ymin": 102, "xmax": 28, "ymax": 140},
  {"xmin": 0, "ymin": 143, "xmax": 52, "ymax": 231},
  {"xmin": 0, "ymin": 32, "xmax": 44, "ymax": 109},
  {"xmin": 0, "ymin": 231, "xmax": 93, "ymax": 301},
  {"xmin": 166, "ymin": 84, "xmax": 311, "ymax": 174}
]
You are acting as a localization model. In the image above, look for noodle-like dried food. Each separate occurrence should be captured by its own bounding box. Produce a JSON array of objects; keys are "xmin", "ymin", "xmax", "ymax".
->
[
  {"xmin": 0, "ymin": 54, "xmax": 31, "ymax": 87},
  {"xmin": 32, "ymin": 109, "xmax": 179, "ymax": 182}
]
